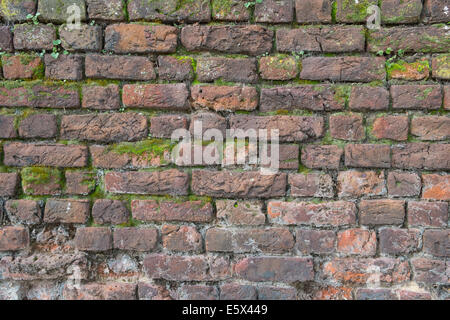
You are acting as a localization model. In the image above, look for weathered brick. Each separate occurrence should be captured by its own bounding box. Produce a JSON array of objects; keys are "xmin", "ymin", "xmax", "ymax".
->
[
  {"xmin": 44, "ymin": 54, "xmax": 83, "ymax": 80},
  {"xmin": 313, "ymin": 286, "xmax": 353, "ymax": 300},
  {"xmin": 392, "ymin": 143, "xmax": 450, "ymax": 170},
  {"xmin": 150, "ymin": 114, "xmax": 189, "ymax": 139},
  {"xmin": 349, "ymin": 86, "xmax": 389, "ymax": 111},
  {"xmin": 388, "ymin": 59, "xmax": 430, "ymax": 81},
  {"xmin": 267, "ymin": 201, "xmax": 356, "ymax": 226},
  {"xmin": 387, "ymin": 171, "xmax": 421, "ymax": 197},
  {"xmin": 336, "ymin": 0, "xmax": 378, "ymax": 22},
  {"xmin": 64, "ymin": 283, "xmax": 136, "ymax": 300},
  {"xmin": 296, "ymin": 229, "xmax": 336, "ymax": 255},
  {"xmin": 0, "ymin": 227, "xmax": 29, "ymax": 251},
  {"xmin": 277, "ymin": 26, "xmax": 365, "ymax": 53},
  {"xmin": 330, "ymin": 114, "xmax": 364, "ymax": 141},
  {"xmin": 0, "ymin": 0, "xmax": 36, "ymax": 22},
  {"xmin": 381, "ymin": 0, "xmax": 422, "ymax": 24},
  {"xmin": 137, "ymin": 283, "xmax": 172, "ymax": 300},
  {"xmin": 44, "ymin": 199, "xmax": 90, "ymax": 224},
  {"xmin": 82, "ymin": 84, "xmax": 120, "ymax": 110},
  {"xmin": 444, "ymin": 85, "xmax": 450, "ymax": 110},
  {"xmin": 216, "ymin": 200, "xmax": 265, "ymax": 226},
  {"xmin": 0, "ymin": 26, "xmax": 13, "ymax": 51},
  {"xmin": 408, "ymin": 201, "xmax": 448, "ymax": 228},
  {"xmin": 337, "ymin": 170, "xmax": 386, "ymax": 198},
  {"xmin": 235, "ymin": 256, "xmax": 314, "ymax": 282},
  {"xmin": 18, "ymin": 114, "xmax": 57, "ymax": 138},
  {"xmin": 259, "ymin": 56, "xmax": 297, "ymax": 80},
  {"xmin": 379, "ymin": 228, "xmax": 421, "ymax": 255},
  {"xmin": 288, "ymin": 173, "xmax": 334, "ymax": 198},
  {"xmin": 60, "ymin": 113, "xmax": 147, "ymax": 143},
  {"xmin": 337, "ymin": 229, "xmax": 377, "ymax": 256},
  {"xmin": 212, "ymin": 0, "xmax": 250, "ymax": 21},
  {"xmin": 197, "ymin": 57, "xmax": 258, "ymax": 83},
  {"xmin": 0, "ymin": 173, "xmax": 19, "ymax": 197},
  {"xmin": 254, "ymin": 0, "xmax": 294, "ymax": 23},
  {"xmin": 38, "ymin": 0, "xmax": 86, "ymax": 23},
  {"xmin": 277, "ymin": 144, "xmax": 299, "ymax": 170},
  {"xmin": 301, "ymin": 145, "xmax": 343, "ymax": 169},
  {"xmin": 190, "ymin": 112, "xmax": 227, "ymax": 137},
  {"xmin": 345, "ymin": 144, "xmax": 391, "ymax": 168},
  {"xmin": 391, "ymin": 85, "xmax": 442, "ymax": 110},
  {"xmin": 422, "ymin": 0, "xmax": 450, "ymax": 23},
  {"xmin": 220, "ymin": 284, "xmax": 256, "ymax": 300},
  {"xmin": 372, "ymin": 115, "xmax": 409, "ymax": 141},
  {"xmin": 13, "ymin": 24, "xmax": 55, "ymax": 50},
  {"xmin": 398, "ymin": 290, "xmax": 432, "ymax": 300},
  {"xmin": 157, "ymin": 56, "xmax": 194, "ymax": 81},
  {"xmin": 206, "ymin": 227, "xmax": 294, "ymax": 253},
  {"xmin": 432, "ymin": 54, "xmax": 450, "ymax": 80},
  {"xmin": 0, "ymin": 115, "xmax": 17, "ymax": 138},
  {"xmin": 75, "ymin": 227, "xmax": 112, "ymax": 252},
  {"xmin": 105, "ymin": 170, "xmax": 189, "ymax": 195},
  {"xmin": 300, "ymin": 56, "xmax": 385, "ymax": 82},
  {"xmin": 5, "ymin": 200, "xmax": 41, "ymax": 225},
  {"xmin": 191, "ymin": 85, "xmax": 258, "ymax": 112},
  {"xmin": 85, "ymin": 54, "xmax": 155, "ymax": 80},
  {"xmin": 65, "ymin": 171, "xmax": 95, "ymax": 195},
  {"xmin": 21, "ymin": 167, "xmax": 62, "ymax": 196},
  {"xmin": 59, "ymin": 24, "xmax": 102, "ymax": 52},
  {"xmin": 122, "ymin": 84, "xmax": 189, "ymax": 110},
  {"xmin": 177, "ymin": 285, "xmax": 218, "ymax": 300},
  {"xmin": 423, "ymin": 230, "xmax": 449, "ymax": 257},
  {"xmin": 411, "ymin": 116, "xmax": 450, "ymax": 141},
  {"xmin": 132, "ymin": 199, "xmax": 213, "ymax": 223},
  {"xmin": 356, "ymin": 289, "xmax": 398, "ymax": 300},
  {"xmin": 114, "ymin": 227, "xmax": 158, "ymax": 251},
  {"xmin": 128, "ymin": 0, "xmax": 210, "ymax": 22},
  {"xmin": 105, "ymin": 24, "xmax": 178, "ymax": 54},
  {"xmin": 411, "ymin": 258, "xmax": 447, "ymax": 284},
  {"xmin": 181, "ymin": 25, "xmax": 273, "ymax": 56},
  {"xmin": 360, "ymin": 200, "xmax": 405, "ymax": 226},
  {"xmin": 192, "ymin": 170, "xmax": 286, "ymax": 198},
  {"xmin": 258, "ymin": 286, "xmax": 297, "ymax": 300},
  {"xmin": 92, "ymin": 199, "xmax": 129, "ymax": 225},
  {"xmin": 162, "ymin": 225, "xmax": 202, "ymax": 252},
  {"xmin": 3, "ymin": 143, "xmax": 88, "ymax": 167},
  {"xmin": 1, "ymin": 54, "xmax": 42, "ymax": 79},
  {"xmin": 295, "ymin": 0, "xmax": 331, "ymax": 23}
]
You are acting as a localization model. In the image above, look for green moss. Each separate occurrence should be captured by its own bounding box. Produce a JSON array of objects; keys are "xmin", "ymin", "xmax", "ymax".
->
[
  {"xmin": 341, "ymin": 0, "xmax": 373, "ymax": 21},
  {"xmin": 212, "ymin": 0, "xmax": 236, "ymax": 18},
  {"xmin": 333, "ymin": 85, "xmax": 352, "ymax": 107},
  {"xmin": 331, "ymin": 0, "xmax": 337, "ymax": 23},
  {"xmin": 21, "ymin": 167, "xmax": 62, "ymax": 186},
  {"xmin": 107, "ymin": 139, "xmax": 175, "ymax": 164},
  {"xmin": 175, "ymin": 55, "xmax": 197, "ymax": 72}
]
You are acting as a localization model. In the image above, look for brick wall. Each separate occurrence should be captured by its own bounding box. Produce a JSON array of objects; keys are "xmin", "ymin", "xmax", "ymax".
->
[{"xmin": 0, "ymin": 0, "xmax": 448, "ymax": 300}]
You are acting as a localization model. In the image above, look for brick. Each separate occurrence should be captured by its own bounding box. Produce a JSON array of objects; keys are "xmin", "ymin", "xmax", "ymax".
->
[
  {"xmin": 197, "ymin": 57, "xmax": 258, "ymax": 83},
  {"xmin": 356, "ymin": 289, "xmax": 398, "ymax": 300},
  {"xmin": 301, "ymin": 145, "xmax": 343, "ymax": 169},
  {"xmin": 368, "ymin": 26, "xmax": 449, "ymax": 53},
  {"xmin": 65, "ymin": 171, "xmax": 95, "ymax": 195},
  {"xmin": 300, "ymin": 56, "xmax": 385, "ymax": 82},
  {"xmin": 44, "ymin": 54, "xmax": 83, "ymax": 80},
  {"xmin": 1, "ymin": 54, "xmax": 43, "ymax": 79},
  {"xmin": 230, "ymin": 115, "xmax": 324, "ymax": 142},
  {"xmin": 13, "ymin": 24, "xmax": 55, "ymax": 50},
  {"xmin": 408, "ymin": 201, "xmax": 448, "ymax": 228},
  {"xmin": 360, "ymin": 200, "xmax": 405, "ymax": 226},
  {"xmin": 21, "ymin": 167, "xmax": 62, "ymax": 196},
  {"xmin": 324, "ymin": 257, "xmax": 410, "ymax": 284},
  {"xmin": 345, "ymin": 144, "xmax": 390, "ymax": 168},
  {"xmin": 391, "ymin": 85, "xmax": 442, "ymax": 110},
  {"xmin": 313, "ymin": 286, "xmax": 353, "ymax": 300},
  {"xmin": 0, "ymin": 26, "xmax": 13, "ymax": 51},
  {"xmin": 85, "ymin": 54, "xmax": 155, "ymax": 80},
  {"xmin": 277, "ymin": 144, "xmax": 299, "ymax": 170},
  {"xmin": 258, "ymin": 286, "xmax": 297, "ymax": 300},
  {"xmin": 64, "ymin": 283, "xmax": 136, "ymax": 300},
  {"xmin": 205, "ymin": 227, "xmax": 294, "ymax": 253},
  {"xmin": 86, "ymin": 0, "xmax": 125, "ymax": 21},
  {"xmin": 235, "ymin": 256, "xmax": 314, "ymax": 282},
  {"xmin": 44, "ymin": 199, "xmax": 89, "ymax": 224},
  {"xmin": 0, "ymin": 0, "xmax": 36, "ymax": 22},
  {"xmin": 60, "ymin": 113, "xmax": 147, "ymax": 142},
  {"xmin": 295, "ymin": 0, "xmax": 331, "ymax": 23},
  {"xmin": 379, "ymin": 228, "xmax": 420, "ymax": 255},
  {"xmin": 432, "ymin": 54, "xmax": 450, "ymax": 80},
  {"xmin": 422, "ymin": 0, "xmax": 450, "ymax": 23},
  {"xmin": 260, "ymin": 85, "xmax": 345, "ymax": 112},
  {"xmin": 267, "ymin": 201, "xmax": 356, "ymax": 226},
  {"xmin": 0, "ymin": 173, "xmax": 19, "ymax": 197},
  {"xmin": 122, "ymin": 84, "xmax": 189, "ymax": 110},
  {"xmin": 0, "ymin": 227, "xmax": 29, "ymax": 251},
  {"xmin": 105, "ymin": 24, "xmax": 178, "ymax": 54},
  {"xmin": 3, "ymin": 143, "xmax": 88, "ymax": 167},
  {"xmin": 372, "ymin": 116, "xmax": 409, "ymax": 141},
  {"xmin": 259, "ymin": 56, "xmax": 298, "ymax": 80},
  {"xmin": 296, "ymin": 229, "xmax": 336, "ymax": 254},
  {"xmin": 190, "ymin": 112, "xmax": 227, "ymax": 137},
  {"xmin": 162, "ymin": 225, "xmax": 202, "ymax": 252},
  {"xmin": 212, "ymin": 0, "xmax": 250, "ymax": 21},
  {"xmin": 381, "ymin": 0, "xmax": 422, "ymax": 24},
  {"xmin": 132, "ymin": 199, "xmax": 213, "ymax": 223},
  {"xmin": 150, "ymin": 115, "xmax": 189, "ymax": 139},
  {"xmin": 423, "ymin": 230, "xmax": 449, "ymax": 257},
  {"xmin": 59, "ymin": 24, "xmax": 102, "ymax": 52},
  {"xmin": 288, "ymin": 173, "xmax": 334, "ymax": 198},
  {"xmin": 114, "ymin": 227, "xmax": 158, "ymax": 251},
  {"xmin": 138, "ymin": 283, "xmax": 172, "ymax": 300},
  {"xmin": 18, "ymin": 114, "xmax": 57, "ymax": 138},
  {"xmin": 157, "ymin": 56, "xmax": 194, "ymax": 81},
  {"xmin": 5, "ymin": 200, "xmax": 41, "ymax": 225},
  {"xmin": 75, "ymin": 227, "xmax": 112, "ymax": 252},
  {"xmin": 82, "ymin": 84, "xmax": 120, "ymax": 110},
  {"xmin": 276, "ymin": 26, "xmax": 365, "ymax": 53},
  {"xmin": 337, "ymin": 229, "xmax": 377, "ymax": 256},
  {"xmin": 387, "ymin": 59, "xmax": 430, "ymax": 81},
  {"xmin": 330, "ymin": 114, "xmax": 364, "ymax": 141},
  {"xmin": 105, "ymin": 170, "xmax": 188, "ymax": 195},
  {"xmin": 38, "ymin": 0, "xmax": 86, "ymax": 23},
  {"xmin": 392, "ymin": 143, "xmax": 450, "ymax": 170},
  {"xmin": 349, "ymin": 86, "xmax": 389, "ymax": 111},
  {"xmin": 0, "ymin": 115, "xmax": 17, "ymax": 138},
  {"xmin": 411, "ymin": 258, "xmax": 447, "ymax": 284},
  {"xmin": 128, "ymin": 0, "xmax": 210, "ymax": 22},
  {"xmin": 387, "ymin": 171, "xmax": 421, "ymax": 197},
  {"xmin": 191, "ymin": 85, "xmax": 258, "ymax": 112},
  {"xmin": 92, "ymin": 199, "xmax": 129, "ymax": 225},
  {"xmin": 445, "ymin": 85, "xmax": 450, "ymax": 110},
  {"xmin": 337, "ymin": 171, "xmax": 386, "ymax": 198},
  {"xmin": 336, "ymin": 0, "xmax": 378, "ymax": 22},
  {"xmin": 177, "ymin": 285, "xmax": 218, "ymax": 300},
  {"xmin": 181, "ymin": 25, "xmax": 273, "ymax": 56},
  {"xmin": 216, "ymin": 200, "xmax": 265, "ymax": 226},
  {"xmin": 220, "ymin": 284, "xmax": 256, "ymax": 300},
  {"xmin": 411, "ymin": 116, "xmax": 450, "ymax": 141},
  {"xmin": 192, "ymin": 170, "xmax": 286, "ymax": 198},
  {"xmin": 254, "ymin": 0, "xmax": 294, "ymax": 23},
  {"xmin": 398, "ymin": 290, "xmax": 432, "ymax": 300}
]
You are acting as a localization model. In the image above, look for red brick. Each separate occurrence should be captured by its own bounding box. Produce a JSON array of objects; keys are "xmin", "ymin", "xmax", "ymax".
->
[
  {"xmin": 330, "ymin": 114, "xmax": 365, "ymax": 141},
  {"xmin": 190, "ymin": 112, "xmax": 227, "ymax": 137},
  {"xmin": 18, "ymin": 114, "xmax": 57, "ymax": 138},
  {"xmin": 349, "ymin": 86, "xmax": 389, "ymax": 111},
  {"xmin": 197, "ymin": 57, "xmax": 258, "ymax": 83},
  {"xmin": 379, "ymin": 228, "xmax": 421, "ymax": 255},
  {"xmin": 423, "ymin": 0, "xmax": 450, "ymax": 23},
  {"xmin": 337, "ymin": 170, "xmax": 386, "ymax": 198},
  {"xmin": 177, "ymin": 285, "xmax": 218, "ymax": 300},
  {"xmin": 157, "ymin": 56, "xmax": 194, "ymax": 81},
  {"xmin": 398, "ymin": 290, "xmax": 432, "ymax": 300},
  {"xmin": 313, "ymin": 286, "xmax": 353, "ymax": 300},
  {"xmin": 21, "ymin": 167, "xmax": 62, "ymax": 196},
  {"xmin": 295, "ymin": 0, "xmax": 331, "ymax": 23},
  {"xmin": 0, "ymin": 26, "xmax": 13, "ymax": 52},
  {"xmin": 5, "ymin": 200, "xmax": 41, "ymax": 225},
  {"xmin": 391, "ymin": 85, "xmax": 442, "ymax": 110},
  {"xmin": 212, "ymin": 0, "xmax": 250, "ymax": 21},
  {"xmin": 0, "ymin": 226, "xmax": 29, "ymax": 251},
  {"xmin": 337, "ymin": 229, "xmax": 377, "ymax": 256},
  {"xmin": 127, "ymin": 0, "xmax": 211, "ymax": 22},
  {"xmin": 92, "ymin": 199, "xmax": 129, "ymax": 225},
  {"xmin": 0, "ymin": 173, "xmax": 19, "ymax": 197},
  {"xmin": 411, "ymin": 258, "xmax": 447, "ymax": 284},
  {"xmin": 392, "ymin": 143, "xmax": 450, "ymax": 170},
  {"xmin": 181, "ymin": 25, "xmax": 273, "ymax": 56},
  {"xmin": 277, "ymin": 144, "xmax": 299, "ymax": 170},
  {"xmin": 82, "ymin": 84, "xmax": 120, "ymax": 110},
  {"xmin": 372, "ymin": 116, "xmax": 409, "ymax": 141},
  {"xmin": 216, "ymin": 200, "xmax": 265, "ymax": 226},
  {"xmin": 388, "ymin": 58, "xmax": 430, "ymax": 81},
  {"xmin": 191, "ymin": 85, "xmax": 258, "ymax": 112},
  {"xmin": 86, "ymin": 0, "xmax": 125, "ymax": 21},
  {"xmin": 301, "ymin": 145, "xmax": 343, "ymax": 169},
  {"xmin": 411, "ymin": 116, "xmax": 450, "ymax": 141},
  {"xmin": 423, "ymin": 229, "xmax": 449, "ymax": 257},
  {"xmin": 59, "ymin": 24, "xmax": 102, "ymax": 52},
  {"xmin": 360, "ymin": 200, "xmax": 405, "ymax": 226},
  {"xmin": 444, "ymin": 85, "xmax": 450, "ymax": 110},
  {"xmin": 64, "ymin": 283, "xmax": 136, "ymax": 300},
  {"xmin": 13, "ymin": 24, "xmax": 56, "ymax": 50},
  {"xmin": 387, "ymin": 171, "xmax": 421, "ymax": 197},
  {"xmin": 259, "ymin": 56, "xmax": 297, "ymax": 80},
  {"xmin": 220, "ymin": 283, "xmax": 256, "ymax": 300},
  {"xmin": 381, "ymin": 0, "xmax": 422, "ymax": 24},
  {"xmin": 345, "ymin": 144, "xmax": 391, "ymax": 168},
  {"xmin": 75, "ymin": 227, "xmax": 112, "ymax": 252},
  {"xmin": 132, "ymin": 200, "xmax": 213, "ymax": 223},
  {"xmin": 258, "ymin": 286, "xmax": 297, "ymax": 300},
  {"xmin": 0, "ymin": 115, "xmax": 17, "ymax": 138},
  {"xmin": 254, "ymin": 0, "xmax": 293, "ymax": 23},
  {"xmin": 137, "ymin": 283, "xmax": 172, "ymax": 300},
  {"xmin": 408, "ymin": 201, "xmax": 448, "ymax": 228},
  {"xmin": 296, "ymin": 229, "xmax": 336, "ymax": 254},
  {"xmin": 105, "ymin": 24, "xmax": 178, "ymax": 54},
  {"xmin": 300, "ymin": 56, "xmax": 385, "ymax": 82},
  {"xmin": 267, "ymin": 201, "xmax": 356, "ymax": 226},
  {"xmin": 85, "ymin": 54, "xmax": 156, "ymax": 80},
  {"xmin": 150, "ymin": 114, "xmax": 189, "ymax": 139},
  {"xmin": 44, "ymin": 54, "xmax": 83, "ymax": 80},
  {"xmin": 1, "ymin": 54, "xmax": 43, "ymax": 79},
  {"xmin": 356, "ymin": 289, "xmax": 398, "ymax": 300},
  {"xmin": 44, "ymin": 199, "xmax": 90, "ymax": 224},
  {"xmin": 122, "ymin": 84, "xmax": 189, "ymax": 110},
  {"xmin": 65, "ymin": 171, "xmax": 95, "ymax": 195},
  {"xmin": 114, "ymin": 227, "xmax": 158, "ymax": 251},
  {"xmin": 288, "ymin": 173, "xmax": 334, "ymax": 198},
  {"xmin": 162, "ymin": 225, "xmax": 202, "ymax": 252},
  {"xmin": 235, "ymin": 256, "xmax": 314, "ymax": 282},
  {"xmin": 336, "ymin": 0, "xmax": 378, "ymax": 23}
]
